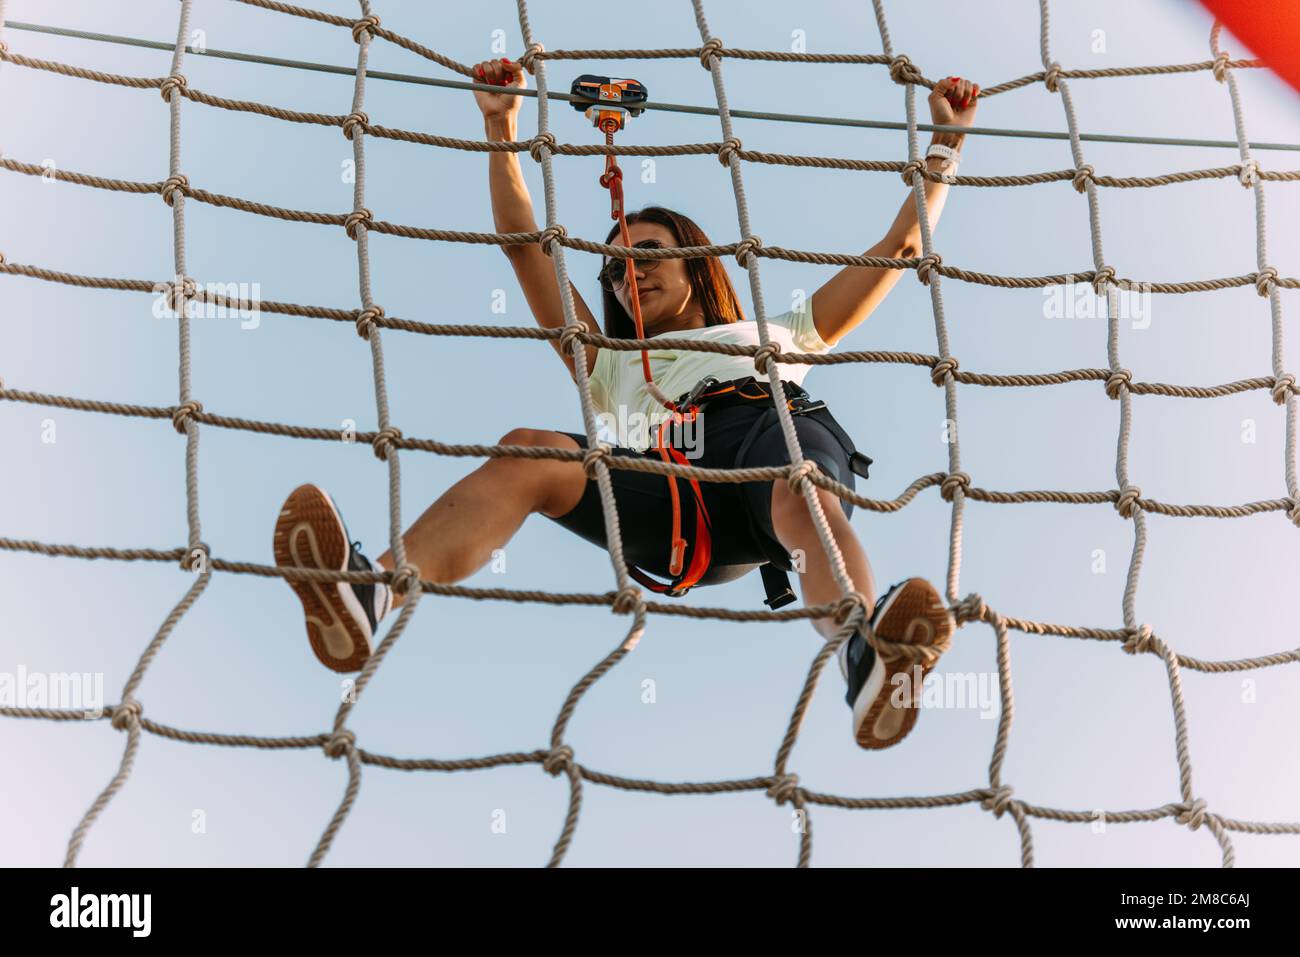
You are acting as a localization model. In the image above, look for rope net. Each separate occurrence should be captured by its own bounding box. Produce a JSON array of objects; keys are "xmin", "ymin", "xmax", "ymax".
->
[{"xmin": 1, "ymin": 0, "xmax": 1297, "ymax": 867}]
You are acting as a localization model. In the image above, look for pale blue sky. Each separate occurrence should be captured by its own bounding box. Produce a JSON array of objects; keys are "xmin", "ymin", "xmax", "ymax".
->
[{"xmin": 2, "ymin": 0, "xmax": 1298, "ymax": 866}]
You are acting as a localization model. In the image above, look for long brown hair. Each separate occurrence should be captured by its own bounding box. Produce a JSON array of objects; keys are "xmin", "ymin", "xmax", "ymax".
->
[{"xmin": 600, "ymin": 206, "xmax": 745, "ymax": 339}]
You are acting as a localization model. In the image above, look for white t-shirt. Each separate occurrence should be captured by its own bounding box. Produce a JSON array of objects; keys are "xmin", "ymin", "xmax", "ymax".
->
[{"xmin": 589, "ymin": 300, "xmax": 832, "ymax": 451}]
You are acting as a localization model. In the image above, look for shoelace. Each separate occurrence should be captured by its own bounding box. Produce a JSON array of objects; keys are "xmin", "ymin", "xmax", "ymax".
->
[
  {"xmin": 352, "ymin": 541, "xmax": 380, "ymax": 584},
  {"xmin": 868, "ymin": 584, "xmax": 898, "ymax": 626}
]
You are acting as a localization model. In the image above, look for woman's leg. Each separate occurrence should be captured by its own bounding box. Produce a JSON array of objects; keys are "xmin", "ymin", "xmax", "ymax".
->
[
  {"xmin": 769, "ymin": 481, "xmax": 877, "ymax": 641},
  {"xmin": 376, "ymin": 428, "xmax": 589, "ymax": 608}
]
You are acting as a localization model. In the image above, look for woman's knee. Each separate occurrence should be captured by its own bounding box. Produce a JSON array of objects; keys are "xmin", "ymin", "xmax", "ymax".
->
[
  {"xmin": 769, "ymin": 479, "xmax": 848, "ymax": 540},
  {"xmin": 496, "ymin": 427, "xmax": 577, "ymax": 450},
  {"xmin": 491, "ymin": 428, "xmax": 587, "ymax": 517}
]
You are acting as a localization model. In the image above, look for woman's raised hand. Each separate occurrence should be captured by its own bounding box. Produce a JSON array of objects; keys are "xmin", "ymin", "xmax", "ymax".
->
[
  {"xmin": 472, "ymin": 57, "xmax": 529, "ymax": 120},
  {"xmin": 929, "ymin": 75, "xmax": 980, "ymax": 128}
]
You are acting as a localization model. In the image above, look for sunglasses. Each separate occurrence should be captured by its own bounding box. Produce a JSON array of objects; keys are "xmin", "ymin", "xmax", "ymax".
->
[{"xmin": 599, "ymin": 239, "xmax": 668, "ymax": 292}]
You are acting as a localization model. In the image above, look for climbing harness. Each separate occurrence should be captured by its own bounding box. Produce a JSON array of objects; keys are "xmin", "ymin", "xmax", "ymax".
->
[
  {"xmin": 571, "ymin": 75, "xmax": 871, "ymax": 608},
  {"xmin": 656, "ymin": 376, "xmax": 874, "ymax": 608}
]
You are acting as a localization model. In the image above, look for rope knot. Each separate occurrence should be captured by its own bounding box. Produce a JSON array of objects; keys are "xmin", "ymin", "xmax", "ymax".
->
[
  {"xmin": 930, "ymin": 356, "xmax": 958, "ymax": 386},
  {"xmin": 900, "ymin": 159, "xmax": 925, "ymax": 187},
  {"xmin": 171, "ymin": 399, "xmax": 203, "ymax": 434},
  {"xmin": 350, "ymin": 14, "xmax": 381, "ymax": 44},
  {"xmin": 160, "ymin": 73, "xmax": 188, "ymax": 102},
  {"xmin": 1104, "ymin": 368, "xmax": 1132, "ymax": 399},
  {"xmin": 558, "ymin": 323, "xmax": 585, "ymax": 354},
  {"xmin": 940, "ymin": 470, "xmax": 971, "ymax": 502},
  {"xmin": 1288, "ymin": 498, "xmax": 1300, "ymax": 528},
  {"xmin": 832, "ymin": 590, "xmax": 869, "ymax": 626},
  {"xmin": 543, "ymin": 744, "xmax": 574, "ymax": 776},
  {"xmin": 786, "ymin": 459, "xmax": 818, "ymax": 494},
  {"xmin": 1212, "ymin": 51, "xmax": 1231, "ymax": 83},
  {"xmin": 342, "ymin": 111, "xmax": 369, "ymax": 140},
  {"xmin": 981, "ymin": 785, "xmax": 1015, "ymax": 818},
  {"xmin": 520, "ymin": 42, "xmax": 545, "ymax": 74},
  {"xmin": 1255, "ymin": 265, "xmax": 1277, "ymax": 297},
  {"xmin": 527, "ymin": 131, "xmax": 557, "ymax": 162},
  {"xmin": 599, "ymin": 165, "xmax": 622, "ymax": 189},
  {"xmin": 582, "ymin": 442, "xmax": 611, "ymax": 478},
  {"xmin": 111, "ymin": 699, "xmax": 143, "ymax": 731},
  {"xmin": 391, "ymin": 563, "xmax": 421, "ymax": 596},
  {"xmin": 324, "ymin": 728, "xmax": 356, "ymax": 758},
  {"xmin": 181, "ymin": 543, "xmax": 211, "ymax": 573},
  {"xmin": 917, "ymin": 253, "xmax": 943, "ymax": 285},
  {"xmin": 1044, "ymin": 61, "xmax": 1062, "ymax": 93},
  {"xmin": 1116, "ymin": 484, "xmax": 1142, "ymax": 519},
  {"xmin": 163, "ymin": 276, "xmax": 198, "ymax": 314},
  {"xmin": 161, "ymin": 174, "xmax": 189, "ymax": 207},
  {"xmin": 717, "ymin": 137, "xmax": 742, "ymax": 167},
  {"xmin": 539, "ymin": 223, "xmax": 567, "ymax": 256},
  {"xmin": 751, "ymin": 341, "xmax": 781, "ymax": 373},
  {"xmin": 1270, "ymin": 372, "xmax": 1294, "ymax": 406},
  {"xmin": 1177, "ymin": 797, "xmax": 1208, "ymax": 831},
  {"xmin": 344, "ymin": 207, "xmax": 374, "ymax": 240},
  {"xmin": 766, "ymin": 773, "xmax": 800, "ymax": 806},
  {"xmin": 1071, "ymin": 164, "xmax": 1095, "ymax": 193},
  {"xmin": 1091, "ymin": 264, "xmax": 1115, "ymax": 294},
  {"xmin": 355, "ymin": 304, "xmax": 384, "ymax": 339},
  {"xmin": 372, "ymin": 425, "xmax": 403, "ymax": 460},
  {"xmin": 698, "ymin": 37, "xmax": 724, "ymax": 70},
  {"xmin": 888, "ymin": 54, "xmax": 922, "ymax": 85},
  {"xmin": 1238, "ymin": 158, "xmax": 1259, "ymax": 188},
  {"xmin": 735, "ymin": 235, "xmax": 763, "ymax": 268},
  {"xmin": 1122, "ymin": 623, "xmax": 1154, "ymax": 655},
  {"xmin": 952, "ymin": 593, "xmax": 989, "ymax": 625},
  {"xmin": 612, "ymin": 586, "xmax": 642, "ymax": 614}
]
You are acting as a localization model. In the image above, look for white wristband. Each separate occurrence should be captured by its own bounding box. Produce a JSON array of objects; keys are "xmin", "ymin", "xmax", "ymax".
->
[
  {"xmin": 925, "ymin": 143, "xmax": 960, "ymax": 163},
  {"xmin": 925, "ymin": 142, "xmax": 960, "ymax": 181}
]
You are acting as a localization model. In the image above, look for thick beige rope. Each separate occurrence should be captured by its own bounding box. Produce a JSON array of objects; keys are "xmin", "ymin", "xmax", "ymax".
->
[{"xmin": 3, "ymin": 155, "xmax": 1294, "ymax": 293}]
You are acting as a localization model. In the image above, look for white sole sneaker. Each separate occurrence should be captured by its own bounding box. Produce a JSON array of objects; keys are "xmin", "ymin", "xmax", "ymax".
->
[
  {"xmin": 848, "ymin": 578, "xmax": 953, "ymax": 750},
  {"xmin": 273, "ymin": 483, "xmax": 376, "ymax": 673}
]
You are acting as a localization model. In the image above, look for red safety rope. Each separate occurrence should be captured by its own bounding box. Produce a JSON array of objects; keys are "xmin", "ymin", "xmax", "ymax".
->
[
  {"xmin": 597, "ymin": 114, "xmax": 708, "ymax": 587},
  {"xmin": 599, "ymin": 120, "xmax": 668, "ymax": 404}
]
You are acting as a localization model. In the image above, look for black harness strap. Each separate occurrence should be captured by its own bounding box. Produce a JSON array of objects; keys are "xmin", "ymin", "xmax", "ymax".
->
[
  {"xmin": 692, "ymin": 376, "xmax": 873, "ymax": 609},
  {"xmin": 759, "ymin": 562, "xmax": 798, "ymax": 609}
]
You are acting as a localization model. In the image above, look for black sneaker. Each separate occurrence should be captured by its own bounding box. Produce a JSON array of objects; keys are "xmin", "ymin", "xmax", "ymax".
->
[
  {"xmin": 839, "ymin": 578, "xmax": 953, "ymax": 750},
  {"xmin": 273, "ymin": 483, "xmax": 393, "ymax": 673}
]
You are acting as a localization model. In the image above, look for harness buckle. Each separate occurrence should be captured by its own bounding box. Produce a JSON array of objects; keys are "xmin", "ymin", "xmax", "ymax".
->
[
  {"xmin": 680, "ymin": 375, "xmax": 721, "ymax": 411},
  {"xmin": 790, "ymin": 396, "xmax": 826, "ymax": 415}
]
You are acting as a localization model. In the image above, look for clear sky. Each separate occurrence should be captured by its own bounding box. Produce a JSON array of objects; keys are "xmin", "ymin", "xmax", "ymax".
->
[{"xmin": 2, "ymin": 0, "xmax": 1298, "ymax": 867}]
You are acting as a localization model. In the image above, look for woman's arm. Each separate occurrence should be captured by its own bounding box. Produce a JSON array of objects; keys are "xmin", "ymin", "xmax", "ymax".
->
[
  {"xmin": 476, "ymin": 58, "xmax": 601, "ymax": 380},
  {"xmin": 809, "ymin": 76, "xmax": 980, "ymax": 348}
]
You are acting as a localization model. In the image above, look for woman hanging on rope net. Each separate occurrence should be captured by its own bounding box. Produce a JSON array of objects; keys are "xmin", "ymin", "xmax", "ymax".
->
[{"xmin": 274, "ymin": 56, "xmax": 979, "ymax": 750}]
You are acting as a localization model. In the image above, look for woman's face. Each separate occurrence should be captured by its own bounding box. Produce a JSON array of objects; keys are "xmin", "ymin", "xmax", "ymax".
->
[{"xmin": 604, "ymin": 220, "xmax": 701, "ymax": 334}]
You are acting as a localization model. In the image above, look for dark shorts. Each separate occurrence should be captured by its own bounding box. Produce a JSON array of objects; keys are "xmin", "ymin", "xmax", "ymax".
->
[{"xmin": 543, "ymin": 397, "xmax": 862, "ymax": 585}]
